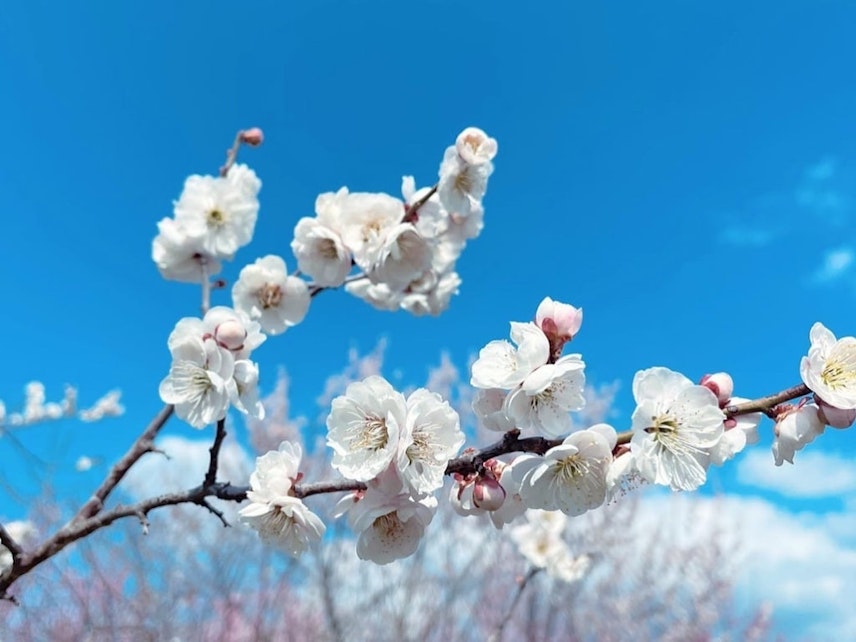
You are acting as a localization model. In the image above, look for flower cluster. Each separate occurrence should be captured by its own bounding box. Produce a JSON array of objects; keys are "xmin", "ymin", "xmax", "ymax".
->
[
  {"xmin": 470, "ymin": 298, "xmax": 586, "ymax": 437},
  {"xmin": 291, "ymin": 127, "xmax": 497, "ymax": 316},
  {"xmin": 152, "ymin": 164, "xmax": 261, "ymax": 282},
  {"xmin": 327, "ymin": 375, "xmax": 465, "ymax": 563},
  {"xmin": 239, "ymin": 441, "xmax": 325, "ymax": 557},
  {"xmin": 763, "ymin": 323, "xmax": 856, "ymax": 465},
  {"xmin": 159, "ymin": 306, "xmax": 265, "ymax": 428}
]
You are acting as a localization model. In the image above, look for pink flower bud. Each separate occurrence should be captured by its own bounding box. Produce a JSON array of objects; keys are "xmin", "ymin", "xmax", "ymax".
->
[
  {"xmin": 240, "ymin": 128, "xmax": 264, "ymax": 147},
  {"xmin": 214, "ymin": 319, "xmax": 247, "ymax": 351},
  {"xmin": 472, "ymin": 476, "xmax": 506, "ymax": 511},
  {"xmin": 816, "ymin": 397, "xmax": 856, "ymax": 429},
  {"xmin": 535, "ymin": 297, "xmax": 583, "ymax": 341},
  {"xmin": 700, "ymin": 372, "xmax": 734, "ymax": 406}
]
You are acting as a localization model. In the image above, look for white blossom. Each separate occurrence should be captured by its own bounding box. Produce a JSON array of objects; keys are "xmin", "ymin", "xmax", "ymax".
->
[
  {"xmin": 232, "ymin": 255, "xmax": 310, "ymax": 335},
  {"xmin": 339, "ymin": 191, "xmax": 405, "ymax": 270},
  {"xmin": 368, "ymin": 223, "xmax": 432, "ymax": 291},
  {"xmin": 334, "ymin": 466, "xmax": 436, "ymax": 565},
  {"xmin": 291, "ymin": 217, "xmax": 352, "ymax": 287},
  {"xmin": 470, "ymin": 322, "xmax": 550, "ymax": 390},
  {"xmin": 629, "ymin": 367, "xmax": 724, "ymax": 491},
  {"xmin": 772, "ymin": 402, "xmax": 825, "ymax": 465},
  {"xmin": 503, "ymin": 355, "xmax": 586, "ymax": 437},
  {"xmin": 514, "ymin": 425, "xmax": 615, "ymax": 516},
  {"xmin": 233, "ymin": 360, "xmax": 265, "ymax": 420},
  {"xmin": 152, "ymin": 217, "xmax": 222, "ymax": 283},
  {"xmin": 800, "ymin": 322, "xmax": 856, "ymax": 410},
  {"xmin": 399, "ymin": 270, "xmax": 462, "ymax": 317},
  {"xmin": 239, "ymin": 442, "xmax": 325, "ymax": 557},
  {"xmin": 326, "ymin": 376, "xmax": 407, "ymax": 481},
  {"xmin": 455, "ymin": 127, "xmax": 498, "ymax": 165},
  {"xmin": 472, "ymin": 388, "xmax": 515, "ymax": 432},
  {"xmin": 396, "ymin": 388, "xmax": 464, "ymax": 495},
  {"xmin": 345, "ymin": 278, "xmax": 403, "ymax": 311},
  {"xmin": 159, "ymin": 335, "xmax": 236, "ymax": 429},
  {"xmin": 437, "ymin": 146, "xmax": 492, "ymax": 218},
  {"xmin": 173, "ymin": 164, "xmax": 260, "ymax": 260},
  {"xmin": 605, "ymin": 451, "xmax": 647, "ymax": 503},
  {"xmin": 708, "ymin": 397, "xmax": 762, "ymax": 466}
]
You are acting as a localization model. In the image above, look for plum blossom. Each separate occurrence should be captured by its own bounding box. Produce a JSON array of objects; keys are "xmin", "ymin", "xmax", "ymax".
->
[
  {"xmin": 396, "ymin": 388, "xmax": 464, "ymax": 495},
  {"xmin": 472, "ymin": 388, "xmax": 515, "ymax": 433},
  {"xmin": 535, "ymin": 296, "xmax": 583, "ymax": 351},
  {"xmin": 513, "ymin": 424, "xmax": 615, "ymax": 516},
  {"xmin": 368, "ymin": 223, "xmax": 432, "ymax": 291},
  {"xmin": 239, "ymin": 442, "xmax": 325, "ymax": 557},
  {"xmin": 152, "ymin": 217, "xmax": 223, "ymax": 283},
  {"xmin": 630, "ymin": 367, "xmax": 725, "ymax": 491},
  {"xmin": 772, "ymin": 402, "xmax": 825, "ymax": 465},
  {"xmin": 339, "ymin": 191, "xmax": 406, "ymax": 270},
  {"xmin": 437, "ymin": 145, "xmax": 493, "ymax": 218},
  {"xmin": 816, "ymin": 397, "xmax": 856, "ymax": 428},
  {"xmin": 334, "ymin": 466, "xmax": 437, "ymax": 565},
  {"xmin": 291, "ymin": 217, "xmax": 352, "ymax": 287},
  {"xmin": 232, "ymin": 255, "xmax": 310, "ymax": 335},
  {"xmin": 173, "ymin": 164, "xmax": 260, "ymax": 260},
  {"xmin": 159, "ymin": 334, "xmax": 237, "ymax": 428},
  {"xmin": 455, "ymin": 126, "xmax": 498, "ymax": 165},
  {"xmin": 800, "ymin": 322, "xmax": 856, "ymax": 410},
  {"xmin": 708, "ymin": 397, "xmax": 762, "ymax": 466},
  {"xmin": 159, "ymin": 307, "xmax": 266, "ymax": 428},
  {"xmin": 326, "ymin": 376, "xmax": 407, "ymax": 481},
  {"xmin": 503, "ymin": 354, "xmax": 586, "ymax": 437},
  {"xmin": 470, "ymin": 322, "xmax": 550, "ymax": 390}
]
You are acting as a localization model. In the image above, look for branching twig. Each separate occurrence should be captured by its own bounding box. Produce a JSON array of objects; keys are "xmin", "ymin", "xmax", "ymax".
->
[
  {"xmin": 74, "ymin": 404, "xmax": 174, "ymax": 522},
  {"xmin": 204, "ymin": 419, "xmax": 227, "ymax": 488},
  {"xmin": 489, "ymin": 567, "xmax": 541, "ymax": 642}
]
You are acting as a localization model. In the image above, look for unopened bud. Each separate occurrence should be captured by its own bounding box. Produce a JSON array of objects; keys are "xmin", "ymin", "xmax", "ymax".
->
[
  {"xmin": 535, "ymin": 297, "xmax": 583, "ymax": 341},
  {"xmin": 816, "ymin": 397, "xmax": 856, "ymax": 429},
  {"xmin": 473, "ymin": 476, "xmax": 506, "ymax": 511},
  {"xmin": 240, "ymin": 127, "xmax": 264, "ymax": 147},
  {"xmin": 700, "ymin": 372, "xmax": 734, "ymax": 406},
  {"xmin": 214, "ymin": 319, "xmax": 247, "ymax": 351}
]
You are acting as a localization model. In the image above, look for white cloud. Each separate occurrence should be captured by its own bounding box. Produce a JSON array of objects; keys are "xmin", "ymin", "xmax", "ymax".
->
[
  {"xmin": 809, "ymin": 246, "xmax": 854, "ymax": 285},
  {"xmin": 633, "ymin": 492, "xmax": 856, "ymax": 639},
  {"xmin": 737, "ymin": 449, "xmax": 856, "ymax": 497}
]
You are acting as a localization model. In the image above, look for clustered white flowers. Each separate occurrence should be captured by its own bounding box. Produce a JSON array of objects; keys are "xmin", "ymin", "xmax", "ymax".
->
[
  {"xmin": 147, "ymin": 125, "xmax": 854, "ymax": 581},
  {"xmin": 158, "ymin": 306, "xmax": 265, "ymax": 428},
  {"xmin": 291, "ymin": 126, "xmax": 497, "ymax": 316},
  {"xmin": 327, "ymin": 375, "xmax": 465, "ymax": 564},
  {"xmin": 238, "ymin": 442, "xmax": 325, "ymax": 557}
]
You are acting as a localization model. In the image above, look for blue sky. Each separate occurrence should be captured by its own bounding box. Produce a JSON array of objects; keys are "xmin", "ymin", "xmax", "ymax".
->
[{"xmin": 2, "ymin": 1, "xmax": 856, "ymax": 637}]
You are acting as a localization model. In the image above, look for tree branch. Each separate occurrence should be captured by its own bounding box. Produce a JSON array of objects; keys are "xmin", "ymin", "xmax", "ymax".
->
[
  {"xmin": 74, "ymin": 404, "xmax": 174, "ymax": 522},
  {"xmin": 204, "ymin": 419, "xmax": 227, "ymax": 488}
]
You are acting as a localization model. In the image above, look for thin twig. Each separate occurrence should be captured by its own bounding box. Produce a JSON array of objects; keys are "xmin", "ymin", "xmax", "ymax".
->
[
  {"xmin": 489, "ymin": 567, "xmax": 541, "ymax": 642},
  {"xmin": 74, "ymin": 404, "xmax": 174, "ymax": 522},
  {"xmin": 218, "ymin": 130, "xmax": 244, "ymax": 177},
  {"xmin": 204, "ymin": 419, "xmax": 227, "ymax": 487}
]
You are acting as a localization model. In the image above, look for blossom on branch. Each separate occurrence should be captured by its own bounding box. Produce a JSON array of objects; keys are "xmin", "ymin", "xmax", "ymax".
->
[
  {"xmin": 630, "ymin": 367, "xmax": 725, "ymax": 491},
  {"xmin": 239, "ymin": 442, "xmax": 325, "ymax": 557},
  {"xmin": 509, "ymin": 510, "xmax": 590, "ymax": 583},
  {"xmin": 232, "ymin": 255, "xmax": 310, "ymax": 335},
  {"xmin": 772, "ymin": 401, "xmax": 825, "ymax": 466},
  {"xmin": 513, "ymin": 424, "xmax": 615, "ymax": 516},
  {"xmin": 159, "ymin": 307, "xmax": 265, "ymax": 428},
  {"xmin": 800, "ymin": 322, "xmax": 856, "ymax": 411}
]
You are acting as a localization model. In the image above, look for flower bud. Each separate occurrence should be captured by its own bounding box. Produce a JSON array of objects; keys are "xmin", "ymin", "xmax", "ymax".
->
[
  {"xmin": 214, "ymin": 319, "xmax": 247, "ymax": 351},
  {"xmin": 240, "ymin": 127, "xmax": 264, "ymax": 147},
  {"xmin": 473, "ymin": 476, "xmax": 506, "ymax": 511},
  {"xmin": 455, "ymin": 127, "xmax": 497, "ymax": 165},
  {"xmin": 700, "ymin": 372, "xmax": 734, "ymax": 406},
  {"xmin": 535, "ymin": 297, "xmax": 583, "ymax": 341},
  {"xmin": 816, "ymin": 397, "xmax": 856, "ymax": 429}
]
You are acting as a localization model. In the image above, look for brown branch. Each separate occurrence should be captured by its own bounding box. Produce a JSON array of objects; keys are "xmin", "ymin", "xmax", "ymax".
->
[
  {"xmin": 293, "ymin": 480, "xmax": 365, "ymax": 500},
  {"xmin": 489, "ymin": 567, "xmax": 541, "ymax": 642},
  {"xmin": 219, "ymin": 130, "xmax": 244, "ymax": 177},
  {"xmin": 723, "ymin": 383, "xmax": 811, "ymax": 417},
  {"xmin": 74, "ymin": 404, "xmax": 174, "ymax": 522},
  {"xmin": 204, "ymin": 419, "xmax": 227, "ymax": 487},
  {"xmin": 0, "ymin": 523, "xmax": 23, "ymax": 564}
]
